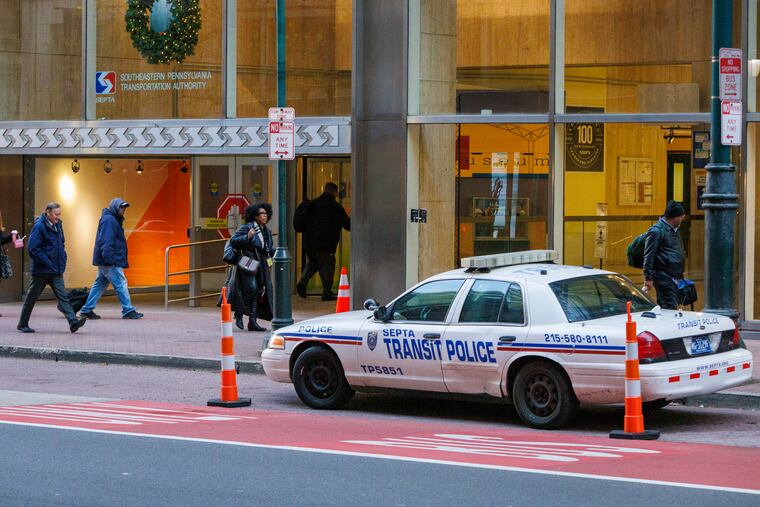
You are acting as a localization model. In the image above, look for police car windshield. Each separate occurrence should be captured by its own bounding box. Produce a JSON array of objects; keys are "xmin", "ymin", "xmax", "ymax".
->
[{"xmin": 549, "ymin": 274, "xmax": 652, "ymax": 323}]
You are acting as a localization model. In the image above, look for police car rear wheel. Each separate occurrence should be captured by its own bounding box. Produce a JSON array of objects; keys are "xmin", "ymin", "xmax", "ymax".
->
[
  {"xmin": 513, "ymin": 361, "xmax": 578, "ymax": 429},
  {"xmin": 293, "ymin": 347, "xmax": 354, "ymax": 409}
]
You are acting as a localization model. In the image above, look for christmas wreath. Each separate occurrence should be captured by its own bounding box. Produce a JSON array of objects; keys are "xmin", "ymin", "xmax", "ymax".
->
[{"xmin": 125, "ymin": 0, "xmax": 202, "ymax": 65}]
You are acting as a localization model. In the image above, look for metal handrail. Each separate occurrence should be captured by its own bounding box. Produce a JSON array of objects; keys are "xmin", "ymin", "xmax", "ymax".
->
[{"xmin": 165, "ymin": 238, "xmax": 228, "ymax": 311}]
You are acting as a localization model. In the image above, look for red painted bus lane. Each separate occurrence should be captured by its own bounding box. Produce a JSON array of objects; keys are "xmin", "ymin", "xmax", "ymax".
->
[{"xmin": 0, "ymin": 400, "xmax": 757, "ymax": 494}]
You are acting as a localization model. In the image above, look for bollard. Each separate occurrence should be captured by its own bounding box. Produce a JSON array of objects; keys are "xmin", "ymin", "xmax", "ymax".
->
[
  {"xmin": 610, "ymin": 301, "xmax": 659, "ymax": 440},
  {"xmin": 208, "ymin": 287, "xmax": 252, "ymax": 408},
  {"xmin": 272, "ymin": 247, "xmax": 294, "ymax": 330},
  {"xmin": 335, "ymin": 267, "xmax": 350, "ymax": 313}
]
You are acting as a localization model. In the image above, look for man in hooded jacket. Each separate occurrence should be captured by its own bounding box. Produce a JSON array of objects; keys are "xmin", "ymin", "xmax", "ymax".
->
[{"xmin": 79, "ymin": 198, "xmax": 143, "ymax": 320}]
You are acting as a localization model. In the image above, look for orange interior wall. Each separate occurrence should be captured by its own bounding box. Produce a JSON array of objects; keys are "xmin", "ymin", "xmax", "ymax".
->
[{"xmin": 125, "ymin": 161, "xmax": 190, "ymax": 286}]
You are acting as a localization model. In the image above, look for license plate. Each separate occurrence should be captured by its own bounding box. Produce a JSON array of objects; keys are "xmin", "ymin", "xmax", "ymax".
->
[{"xmin": 690, "ymin": 336, "xmax": 711, "ymax": 355}]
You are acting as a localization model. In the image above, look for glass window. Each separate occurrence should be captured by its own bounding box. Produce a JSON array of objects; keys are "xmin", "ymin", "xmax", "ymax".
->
[
  {"xmin": 237, "ymin": 0, "xmax": 275, "ymax": 118},
  {"xmin": 411, "ymin": 0, "xmax": 550, "ymax": 115},
  {"xmin": 0, "ymin": 1, "xmax": 82, "ymax": 120},
  {"xmin": 550, "ymin": 274, "xmax": 652, "ymax": 322},
  {"xmin": 96, "ymin": 0, "xmax": 223, "ymax": 119},
  {"xmin": 460, "ymin": 280, "xmax": 510, "ymax": 323},
  {"xmin": 565, "ymin": 0, "xmax": 740, "ymax": 114},
  {"xmin": 562, "ymin": 123, "xmax": 724, "ymax": 309},
  {"xmin": 457, "ymin": 124, "xmax": 549, "ymax": 260},
  {"xmin": 501, "ymin": 284, "xmax": 524, "ymax": 324},
  {"xmin": 391, "ymin": 279, "xmax": 464, "ymax": 322},
  {"xmin": 27, "ymin": 158, "xmax": 191, "ymax": 289}
]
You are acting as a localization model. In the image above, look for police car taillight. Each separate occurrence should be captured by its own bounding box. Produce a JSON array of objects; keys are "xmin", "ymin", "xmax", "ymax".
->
[
  {"xmin": 637, "ymin": 331, "xmax": 667, "ymax": 364},
  {"xmin": 731, "ymin": 324, "xmax": 742, "ymax": 349}
]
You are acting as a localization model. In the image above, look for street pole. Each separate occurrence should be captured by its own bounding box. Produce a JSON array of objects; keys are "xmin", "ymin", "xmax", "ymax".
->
[
  {"xmin": 703, "ymin": 0, "xmax": 739, "ymax": 319},
  {"xmin": 272, "ymin": 0, "xmax": 293, "ymax": 329}
]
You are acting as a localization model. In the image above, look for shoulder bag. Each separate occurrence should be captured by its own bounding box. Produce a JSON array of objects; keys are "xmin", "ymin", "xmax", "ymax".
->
[
  {"xmin": 0, "ymin": 244, "xmax": 12, "ymax": 279},
  {"xmin": 237, "ymin": 253, "xmax": 260, "ymax": 274}
]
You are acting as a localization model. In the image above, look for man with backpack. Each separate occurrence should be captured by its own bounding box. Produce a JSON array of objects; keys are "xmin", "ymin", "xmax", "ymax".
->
[{"xmin": 641, "ymin": 200, "xmax": 687, "ymax": 310}]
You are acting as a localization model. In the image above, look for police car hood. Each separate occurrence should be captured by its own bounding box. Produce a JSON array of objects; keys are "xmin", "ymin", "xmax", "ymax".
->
[
  {"xmin": 279, "ymin": 310, "xmax": 371, "ymax": 334},
  {"xmin": 580, "ymin": 310, "xmax": 735, "ymax": 340}
]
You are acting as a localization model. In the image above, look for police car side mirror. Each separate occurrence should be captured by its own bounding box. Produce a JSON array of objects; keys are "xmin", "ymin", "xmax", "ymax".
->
[
  {"xmin": 373, "ymin": 306, "xmax": 388, "ymax": 321},
  {"xmin": 363, "ymin": 298, "xmax": 379, "ymax": 311}
]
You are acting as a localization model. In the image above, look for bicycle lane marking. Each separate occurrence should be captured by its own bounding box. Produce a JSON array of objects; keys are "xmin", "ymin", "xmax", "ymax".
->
[{"xmin": 0, "ymin": 400, "xmax": 757, "ymax": 495}]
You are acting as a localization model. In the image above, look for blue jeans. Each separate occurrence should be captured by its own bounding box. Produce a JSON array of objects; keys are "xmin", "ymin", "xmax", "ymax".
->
[{"xmin": 80, "ymin": 266, "xmax": 136, "ymax": 316}]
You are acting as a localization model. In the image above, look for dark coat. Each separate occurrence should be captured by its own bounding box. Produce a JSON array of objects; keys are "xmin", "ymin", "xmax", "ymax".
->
[
  {"xmin": 302, "ymin": 192, "xmax": 350, "ymax": 253},
  {"xmin": 225, "ymin": 223, "xmax": 274, "ymax": 321},
  {"xmin": 643, "ymin": 218, "xmax": 685, "ymax": 280},
  {"xmin": 0, "ymin": 231, "xmax": 11, "ymax": 246},
  {"xmin": 28, "ymin": 214, "xmax": 67, "ymax": 276},
  {"xmin": 92, "ymin": 198, "xmax": 129, "ymax": 267}
]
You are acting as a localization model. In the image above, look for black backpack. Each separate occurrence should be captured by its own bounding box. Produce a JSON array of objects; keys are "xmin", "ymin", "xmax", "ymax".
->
[
  {"xmin": 293, "ymin": 199, "xmax": 312, "ymax": 233},
  {"xmin": 627, "ymin": 223, "xmax": 662, "ymax": 269}
]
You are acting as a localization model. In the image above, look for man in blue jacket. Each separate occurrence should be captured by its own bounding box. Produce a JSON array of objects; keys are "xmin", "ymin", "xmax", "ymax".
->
[
  {"xmin": 17, "ymin": 203, "xmax": 87, "ymax": 333},
  {"xmin": 79, "ymin": 198, "xmax": 143, "ymax": 320}
]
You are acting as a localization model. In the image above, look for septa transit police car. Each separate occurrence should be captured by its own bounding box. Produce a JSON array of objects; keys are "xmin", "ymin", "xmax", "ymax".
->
[{"xmin": 262, "ymin": 250, "xmax": 753, "ymax": 429}]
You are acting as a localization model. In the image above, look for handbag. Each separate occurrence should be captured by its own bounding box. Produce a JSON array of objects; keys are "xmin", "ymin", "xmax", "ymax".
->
[
  {"xmin": 222, "ymin": 240, "xmax": 241, "ymax": 265},
  {"xmin": 237, "ymin": 254, "xmax": 260, "ymax": 274},
  {"xmin": 0, "ymin": 245, "xmax": 12, "ymax": 279},
  {"xmin": 676, "ymin": 278, "xmax": 698, "ymax": 306}
]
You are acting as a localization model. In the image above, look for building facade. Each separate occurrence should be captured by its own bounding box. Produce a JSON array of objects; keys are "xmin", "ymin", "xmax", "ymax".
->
[{"xmin": 1, "ymin": 0, "xmax": 760, "ymax": 333}]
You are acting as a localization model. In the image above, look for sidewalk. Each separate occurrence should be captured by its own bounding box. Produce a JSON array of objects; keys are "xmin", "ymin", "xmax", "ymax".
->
[
  {"xmin": 0, "ymin": 293, "xmax": 757, "ymax": 401},
  {"xmin": 0, "ymin": 292, "xmax": 333, "ymax": 372}
]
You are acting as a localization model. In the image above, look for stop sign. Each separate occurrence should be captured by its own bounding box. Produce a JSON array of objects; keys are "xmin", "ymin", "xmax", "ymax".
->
[{"xmin": 216, "ymin": 194, "xmax": 251, "ymax": 239}]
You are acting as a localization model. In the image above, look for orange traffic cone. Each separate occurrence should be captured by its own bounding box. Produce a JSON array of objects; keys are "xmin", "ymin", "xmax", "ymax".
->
[
  {"xmin": 208, "ymin": 287, "xmax": 252, "ymax": 408},
  {"xmin": 610, "ymin": 301, "xmax": 659, "ymax": 440},
  {"xmin": 335, "ymin": 267, "xmax": 350, "ymax": 313}
]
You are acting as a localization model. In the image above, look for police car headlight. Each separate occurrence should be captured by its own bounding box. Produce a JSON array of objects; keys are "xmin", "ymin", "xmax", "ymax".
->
[{"xmin": 268, "ymin": 334, "xmax": 285, "ymax": 349}]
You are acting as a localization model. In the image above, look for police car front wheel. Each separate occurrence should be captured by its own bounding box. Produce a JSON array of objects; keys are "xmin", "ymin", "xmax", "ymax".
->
[
  {"xmin": 512, "ymin": 361, "xmax": 579, "ymax": 429},
  {"xmin": 292, "ymin": 346, "xmax": 355, "ymax": 410}
]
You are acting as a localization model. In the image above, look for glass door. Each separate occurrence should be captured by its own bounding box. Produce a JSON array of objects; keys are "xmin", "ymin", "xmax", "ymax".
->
[
  {"xmin": 191, "ymin": 157, "xmax": 277, "ymax": 302},
  {"xmin": 296, "ymin": 157, "xmax": 351, "ymax": 296}
]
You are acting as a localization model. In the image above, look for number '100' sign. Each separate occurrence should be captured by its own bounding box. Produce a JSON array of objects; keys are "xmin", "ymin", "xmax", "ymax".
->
[{"xmin": 565, "ymin": 123, "xmax": 604, "ymax": 172}]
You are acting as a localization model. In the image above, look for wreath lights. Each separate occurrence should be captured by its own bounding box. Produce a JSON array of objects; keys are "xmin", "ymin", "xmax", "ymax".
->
[{"xmin": 125, "ymin": 0, "xmax": 202, "ymax": 65}]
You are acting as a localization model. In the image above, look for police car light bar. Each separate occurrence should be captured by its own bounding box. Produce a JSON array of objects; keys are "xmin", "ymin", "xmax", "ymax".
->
[{"xmin": 460, "ymin": 250, "xmax": 559, "ymax": 269}]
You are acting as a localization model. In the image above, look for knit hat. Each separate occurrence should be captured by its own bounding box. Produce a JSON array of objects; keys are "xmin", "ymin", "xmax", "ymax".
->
[{"xmin": 664, "ymin": 200, "xmax": 686, "ymax": 218}]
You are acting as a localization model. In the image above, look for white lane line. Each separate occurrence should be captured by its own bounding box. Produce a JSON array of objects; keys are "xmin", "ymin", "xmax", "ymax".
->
[
  {"xmin": 0, "ymin": 420, "xmax": 756, "ymax": 496},
  {"xmin": 0, "ymin": 407, "xmax": 185, "ymax": 425}
]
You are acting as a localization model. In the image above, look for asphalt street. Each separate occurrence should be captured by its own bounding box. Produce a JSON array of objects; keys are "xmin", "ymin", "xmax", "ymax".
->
[{"xmin": 0, "ymin": 423, "xmax": 757, "ymax": 507}]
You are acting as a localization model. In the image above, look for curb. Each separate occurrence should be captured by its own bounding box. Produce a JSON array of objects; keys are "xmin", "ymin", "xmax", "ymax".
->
[{"xmin": 0, "ymin": 346, "xmax": 265, "ymax": 375}]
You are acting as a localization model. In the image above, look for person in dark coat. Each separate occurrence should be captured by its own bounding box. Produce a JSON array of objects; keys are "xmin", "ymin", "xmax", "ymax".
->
[
  {"xmin": 296, "ymin": 182, "xmax": 350, "ymax": 301},
  {"xmin": 79, "ymin": 198, "xmax": 143, "ymax": 320},
  {"xmin": 227, "ymin": 203, "xmax": 274, "ymax": 331},
  {"xmin": 643, "ymin": 200, "xmax": 687, "ymax": 310},
  {"xmin": 0, "ymin": 218, "xmax": 17, "ymax": 318},
  {"xmin": 17, "ymin": 202, "xmax": 87, "ymax": 333}
]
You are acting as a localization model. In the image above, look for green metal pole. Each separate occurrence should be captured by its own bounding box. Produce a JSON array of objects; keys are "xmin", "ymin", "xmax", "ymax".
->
[
  {"xmin": 272, "ymin": 0, "xmax": 293, "ymax": 329},
  {"xmin": 703, "ymin": 0, "xmax": 738, "ymax": 318}
]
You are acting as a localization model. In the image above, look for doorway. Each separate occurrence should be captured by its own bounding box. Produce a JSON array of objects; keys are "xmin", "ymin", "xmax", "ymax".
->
[
  {"xmin": 667, "ymin": 151, "xmax": 691, "ymax": 257},
  {"xmin": 191, "ymin": 157, "xmax": 278, "ymax": 298},
  {"xmin": 295, "ymin": 157, "xmax": 351, "ymax": 296}
]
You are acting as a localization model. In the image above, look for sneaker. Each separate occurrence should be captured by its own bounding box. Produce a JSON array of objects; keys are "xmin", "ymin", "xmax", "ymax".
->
[
  {"xmin": 123, "ymin": 310, "xmax": 144, "ymax": 319},
  {"xmin": 80, "ymin": 310, "xmax": 101, "ymax": 320},
  {"xmin": 70, "ymin": 317, "xmax": 87, "ymax": 333},
  {"xmin": 296, "ymin": 283, "xmax": 307, "ymax": 299},
  {"xmin": 17, "ymin": 325, "xmax": 35, "ymax": 333}
]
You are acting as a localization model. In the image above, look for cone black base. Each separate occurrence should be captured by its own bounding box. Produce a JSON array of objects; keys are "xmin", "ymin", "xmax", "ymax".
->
[
  {"xmin": 609, "ymin": 429, "xmax": 660, "ymax": 440},
  {"xmin": 207, "ymin": 397, "xmax": 252, "ymax": 408}
]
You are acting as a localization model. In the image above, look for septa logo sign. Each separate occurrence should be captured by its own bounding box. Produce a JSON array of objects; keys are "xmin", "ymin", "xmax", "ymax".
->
[{"xmin": 96, "ymin": 71, "xmax": 115, "ymax": 94}]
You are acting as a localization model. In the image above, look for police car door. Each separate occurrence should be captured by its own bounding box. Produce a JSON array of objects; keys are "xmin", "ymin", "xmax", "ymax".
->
[
  {"xmin": 442, "ymin": 279, "xmax": 528, "ymax": 395},
  {"xmin": 357, "ymin": 279, "xmax": 465, "ymax": 392}
]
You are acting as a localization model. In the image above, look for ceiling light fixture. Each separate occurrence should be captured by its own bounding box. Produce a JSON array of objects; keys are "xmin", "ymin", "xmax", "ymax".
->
[
  {"xmin": 104, "ymin": 160, "xmax": 113, "ymax": 174},
  {"xmin": 71, "ymin": 159, "xmax": 80, "ymax": 174},
  {"xmin": 136, "ymin": 160, "xmax": 144, "ymax": 174}
]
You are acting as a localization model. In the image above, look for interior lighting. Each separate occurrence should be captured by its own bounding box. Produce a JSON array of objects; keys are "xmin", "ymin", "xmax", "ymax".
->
[
  {"xmin": 104, "ymin": 160, "xmax": 113, "ymax": 174},
  {"xmin": 136, "ymin": 160, "xmax": 144, "ymax": 174},
  {"xmin": 58, "ymin": 175, "xmax": 75, "ymax": 203},
  {"xmin": 460, "ymin": 250, "xmax": 559, "ymax": 269},
  {"xmin": 71, "ymin": 159, "xmax": 80, "ymax": 174}
]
